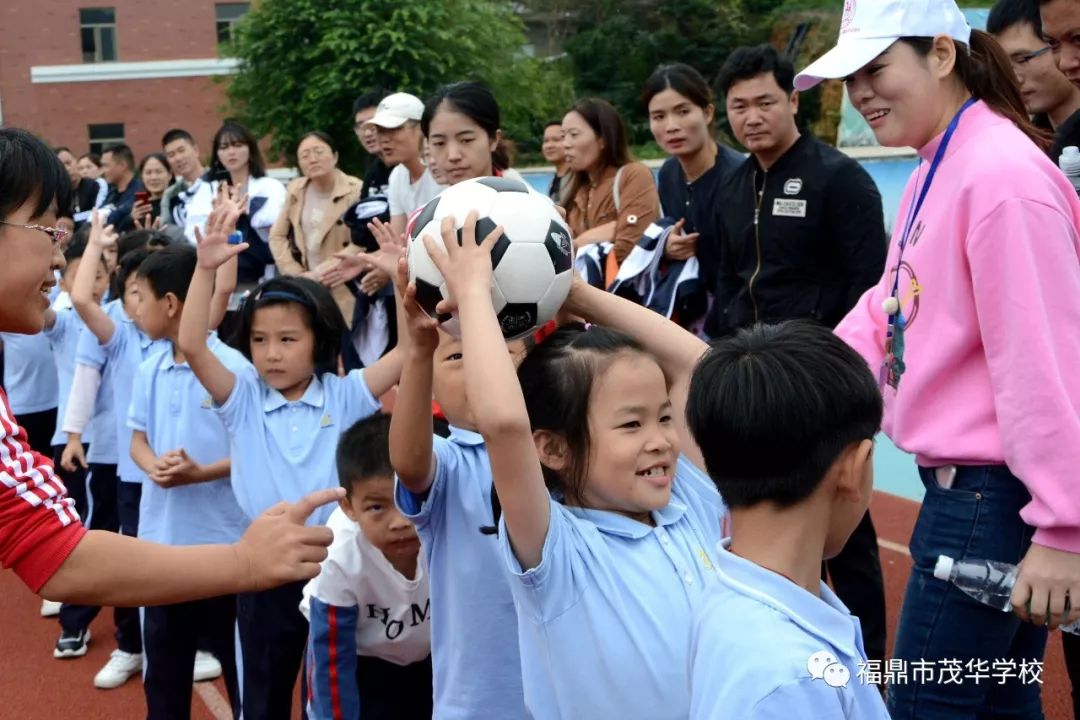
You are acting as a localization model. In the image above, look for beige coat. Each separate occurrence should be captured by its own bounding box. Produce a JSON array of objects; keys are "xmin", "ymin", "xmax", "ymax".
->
[{"xmin": 269, "ymin": 169, "xmax": 364, "ymax": 325}]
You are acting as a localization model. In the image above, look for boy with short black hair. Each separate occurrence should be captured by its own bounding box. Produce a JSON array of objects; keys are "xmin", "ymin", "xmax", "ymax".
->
[
  {"xmin": 303, "ymin": 413, "xmax": 432, "ymax": 720},
  {"xmin": 128, "ymin": 243, "xmax": 249, "ymax": 717},
  {"xmin": 685, "ymin": 321, "xmax": 888, "ymax": 718}
]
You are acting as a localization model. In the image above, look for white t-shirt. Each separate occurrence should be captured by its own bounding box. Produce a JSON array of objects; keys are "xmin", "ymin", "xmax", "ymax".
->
[
  {"xmin": 300, "ymin": 507, "xmax": 431, "ymax": 666},
  {"xmin": 387, "ymin": 165, "xmax": 445, "ymax": 217}
]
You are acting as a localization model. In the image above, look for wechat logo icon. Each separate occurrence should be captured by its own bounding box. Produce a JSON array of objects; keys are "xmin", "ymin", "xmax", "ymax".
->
[{"xmin": 808, "ymin": 651, "xmax": 850, "ymax": 689}]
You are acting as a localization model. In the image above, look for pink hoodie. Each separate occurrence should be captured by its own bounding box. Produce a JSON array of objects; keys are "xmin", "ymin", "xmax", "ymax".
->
[{"xmin": 837, "ymin": 101, "xmax": 1080, "ymax": 553}]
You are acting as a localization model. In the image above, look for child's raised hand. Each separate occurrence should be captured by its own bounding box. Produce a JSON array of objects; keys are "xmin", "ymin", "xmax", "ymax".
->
[
  {"xmin": 397, "ymin": 253, "xmax": 439, "ymax": 353},
  {"xmin": 421, "ymin": 213, "xmax": 500, "ymax": 313},
  {"xmin": 89, "ymin": 208, "xmax": 118, "ymax": 248},
  {"xmin": 194, "ymin": 199, "xmax": 248, "ymax": 271}
]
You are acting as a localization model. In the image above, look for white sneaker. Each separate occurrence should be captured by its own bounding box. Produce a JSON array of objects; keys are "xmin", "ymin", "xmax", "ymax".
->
[
  {"xmin": 40, "ymin": 599, "xmax": 61, "ymax": 617},
  {"xmin": 93, "ymin": 649, "xmax": 143, "ymax": 689},
  {"xmin": 193, "ymin": 650, "xmax": 223, "ymax": 682}
]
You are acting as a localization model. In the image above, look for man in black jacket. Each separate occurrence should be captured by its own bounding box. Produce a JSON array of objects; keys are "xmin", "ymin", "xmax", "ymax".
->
[{"xmin": 712, "ymin": 44, "xmax": 889, "ymax": 666}]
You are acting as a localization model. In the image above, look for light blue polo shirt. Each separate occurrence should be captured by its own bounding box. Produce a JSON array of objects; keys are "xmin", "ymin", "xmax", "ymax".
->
[
  {"xmin": 394, "ymin": 426, "xmax": 531, "ymax": 720},
  {"xmin": 44, "ymin": 307, "xmax": 92, "ymax": 447},
  {"xmin": 689, "ymin": 542, "xmax": 889, "ymax": 720},
  {"xmin": 128, "ymin": 336, "xmax": 250, "ymax": 546},
  {"xmin": 1, "ymin": 331, "xmax": 58, "ymax": 415},
  {"xmin": 215, "ymin": 365, "xmax": 381, "ymax": 525},
  {"xmin": 74, "ymin": 308, "xmax": 118, "ymax": 465},
  {"xmin": 97, "ymin": 303, "xmax": 168, "ymax": 481},
  {"xmin": 500, "ymin": 456, "xmax": 724, "ymax": 720}
]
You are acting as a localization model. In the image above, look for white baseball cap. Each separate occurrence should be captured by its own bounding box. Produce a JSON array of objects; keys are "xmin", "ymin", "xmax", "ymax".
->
[
  {"xmin": 365, "ymin": 92, "xmax": 424, "ymax": 129},
  {"xmin": 793, "ymin": 0, "xmax": 971, "ymax": 91}
]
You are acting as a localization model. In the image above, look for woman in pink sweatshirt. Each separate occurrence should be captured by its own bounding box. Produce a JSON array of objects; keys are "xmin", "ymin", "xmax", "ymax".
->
[{"xmin": 796, "ymin": 1, "xmax": 1080, "ymax": 718}]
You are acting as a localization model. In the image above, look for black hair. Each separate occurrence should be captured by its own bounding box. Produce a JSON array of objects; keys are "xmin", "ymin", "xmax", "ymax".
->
[
  {"xmin": 211, "ymin": 120, "xmax": 267, "ymax": 179},
  {"xmin": 78, "ymin": 152, "xmax": 102, "ymax": 168},
  {"xmin": 136, "ymin": 243, "xmax": 197, "ymax": 302},
  {"xmin": 0, "ymin": 128, "xmax": 73, "ymax": 222},
  {"xmin": 685, "ymin": 321, "xmax": 882, "ymax": 509},
  {"xmin": 717, "ymin": 44, "xmax": 796, "ymax": 96},
  {"xmin": 516, "ymin": 323, "xmax": 651, "ymax": 506},
  {"xmin": 54, "ymin": 146, "xmax": 73, "ymax": 156},
  {"xmin": 234, "ymin": 275, "xmax": 346, "ymax": 377},
  {"xmin": 117, "ymin": 228, "xmax": 171, "ymax": 261},
  {"xmin": 63, "ymin": 235, "xmax": 89, "ymax": 264},
  {"xmin": 103, "ymin": 143, "xmax": 136, "ymax": 171},
  {"xmin": 560, "ymin": 98, "xmax": 632, "ymax": 211},
  {"xmin": 988, "ymin": 0, "xmax": 1043, "ymax": 36},
  {"xmin": 422, "ymin": 81, "xmax": 509, "ymax": 171},
  {"xmin": 161, "ymin": 128, "xmax": 196, "ymax": 148},
  {"xmin": 544, "ymin": 120, "xmax": 564, "ymax": 131},
  {"xmin": 297, "ymin": 130, "xmax": 338, "ymax": 156},
  {"xmin": 112, "ymin": 246, "xmax": 154, "ymax": 300},
  {"xmin": 139, "ymin": 152, "xmax": 170, "ymax": 178},
  {"xmin": 336, "ymin": 414, "xmax": 393, "ymax": 495},
  {"xmin": 352, "ymin": 89, "xmax": 390, "ymax": 116},
  {"xmin": 642, "ymin": 62, "xmax": 716, "ymax": 116},
  {"xmin": 899, "ymin": 33, "xmax": 1051, "ymax": 150}
]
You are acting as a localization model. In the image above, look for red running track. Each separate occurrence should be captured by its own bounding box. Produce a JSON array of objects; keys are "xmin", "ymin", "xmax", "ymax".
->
[{"xmin": 0, "ymin": 491, "xmax": 1072, "ymax": 718}]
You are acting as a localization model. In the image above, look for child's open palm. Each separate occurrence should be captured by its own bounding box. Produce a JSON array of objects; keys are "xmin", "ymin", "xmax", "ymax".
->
[
  {"xmin": 194, "ymin": 187, "xmax": 249, "ymax": 270},
  {"xmin": 89, "ymin": 208, "xmax": 118, "ymax": 249}
]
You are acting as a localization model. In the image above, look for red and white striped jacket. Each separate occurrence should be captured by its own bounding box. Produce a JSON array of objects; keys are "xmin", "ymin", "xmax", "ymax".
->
[{"xmin": 0, "ymin": 388, "xmax": 85, "ymax": 592}]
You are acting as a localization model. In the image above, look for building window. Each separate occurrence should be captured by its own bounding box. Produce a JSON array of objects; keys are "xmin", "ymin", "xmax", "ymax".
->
[
  {"xmin": 80, "ymin": 8, "xmax": 117, "ymax": 63},
  {"xmin": 88, "ymin": 123, "xmax": 124, "ymax": 156},
  {"xmin": 216, "ymin": 3, "xmax": 250, "ymax": 45}
]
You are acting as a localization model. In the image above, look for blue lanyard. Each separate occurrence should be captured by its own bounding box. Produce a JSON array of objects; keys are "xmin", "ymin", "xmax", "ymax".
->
[{"xmin": 887, "ymin": 97, "xmax": 977, "ymax": 324}]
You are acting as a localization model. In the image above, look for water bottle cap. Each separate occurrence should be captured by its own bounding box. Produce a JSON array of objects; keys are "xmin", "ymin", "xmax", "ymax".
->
[
  {"xmin": 1064, "ymin": 146, "xmax": 1080, "ymax": 159},
  {"xmin": 933, "ymin": 554, "xmax": 954, "ymax": 581}
]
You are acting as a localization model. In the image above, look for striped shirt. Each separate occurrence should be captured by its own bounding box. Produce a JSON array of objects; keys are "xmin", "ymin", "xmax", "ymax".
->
[{"xmin": 0, "ymin": 388, "xmax": 85, "ymax": 591}]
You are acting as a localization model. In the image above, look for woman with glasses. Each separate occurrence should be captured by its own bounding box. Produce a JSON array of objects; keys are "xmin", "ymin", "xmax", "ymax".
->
[
  {"xmin": 269, "ymin": 131, "xmax": 365, "ymax": 331},
  {"xmin": 0, "ymin": 127, "xmax": 343, "ymax": 610}
]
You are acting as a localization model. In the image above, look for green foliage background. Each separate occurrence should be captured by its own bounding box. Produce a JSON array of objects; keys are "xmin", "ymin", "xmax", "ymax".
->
[{"xmin": 225, "ymin": 0, "xmax": 573, "ymax": 173}]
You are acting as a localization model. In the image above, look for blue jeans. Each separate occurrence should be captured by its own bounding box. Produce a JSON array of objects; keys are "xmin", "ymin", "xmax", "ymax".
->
[{"xmin": 888, "ymin": 465, "xmax": 1047, "ymax": 719}]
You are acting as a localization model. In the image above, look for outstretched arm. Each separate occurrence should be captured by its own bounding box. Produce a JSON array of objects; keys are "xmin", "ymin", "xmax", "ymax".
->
[
  {"xmin": 39, "ymin": 487, "xmax": 343, "ymax": 605},
  {"xmin": 71, "ymin": 210, "xmax": 116, "ymax": 344},
  {"xmin": 564, "ymin": 277, "xmax": 708, "ymax": 470},
  {"xmin": 178, "ymin": 192, "xmax": 247, "ymax": 405},
  {"xmin": 425, "ymin": 215, "xmax": 551, "ymax": 569}
]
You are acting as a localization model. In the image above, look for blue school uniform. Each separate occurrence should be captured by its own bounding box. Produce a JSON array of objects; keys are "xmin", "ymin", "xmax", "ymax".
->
[
  {"xmin": 128, "ymin": 336, "xmax": 250, "ymax": 545},
  {"xmin": 499, "ymin": 456, "xmax": 724, "ymax": 720},
  {"xmin": 394, "ymin": 426, "xmax": 531, "ymax": 720},
  {"xmin": 73, "ymin": 314, "xmax": 118, "ymax": 466},
  {"xmin": 688, "ymin": 542, "xmax": 889, "ymax": 720},
  {"xmin": 97, "ymin": 301, "xmax": 168, "ymax": 482},
  {"xmin": 215, "ymin": 364, "xmax": 381, "ymax": 525},
  {"xmin": 0, "ymin": 331, "xmax": 58, "ymax": 415},
  {"xmin": 43, "ymin": 306, "xmax": 93, "ymax": 447}
]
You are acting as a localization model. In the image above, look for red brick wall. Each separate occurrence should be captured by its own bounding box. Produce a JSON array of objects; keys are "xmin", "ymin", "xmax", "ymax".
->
[{"xmin": 0, "ymin": 0, "xmax": 237, "ymax": 162}]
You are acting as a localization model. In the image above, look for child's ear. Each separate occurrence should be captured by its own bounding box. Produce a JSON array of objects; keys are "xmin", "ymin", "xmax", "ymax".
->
[
  {"xmin": 833, "ymin": 439, "xmax": 874, "ymax": 503},
  {"xmin": 533, "ymin": 429, "xmax": 568, "ymax": 472},
  {"xmin": 338, "ymin": 496, "xmax": 358, "ymax": 522},
  {"xmin": 166, "ymin": 292, "xmax": 183, "ymax": 318}
]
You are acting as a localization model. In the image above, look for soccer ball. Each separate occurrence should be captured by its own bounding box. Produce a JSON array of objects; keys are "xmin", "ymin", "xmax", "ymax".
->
[{"xmin": 407, "ymin": 176, "xmax": 574, "ymax": 340}]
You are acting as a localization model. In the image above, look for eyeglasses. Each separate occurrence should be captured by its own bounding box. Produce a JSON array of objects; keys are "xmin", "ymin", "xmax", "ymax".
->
[
  {"xmin": 1012, "ymin": 46, "xmax": 1052, "ymax": 70},
  {"xmin": 0, "ymin": 220, "xmax": 68, "ymax": 248}
]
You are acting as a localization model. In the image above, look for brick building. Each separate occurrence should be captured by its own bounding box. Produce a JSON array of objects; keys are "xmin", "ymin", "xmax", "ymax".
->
[{"xmin": 0, "ymin": 1, "xmax": 249, "ymax": 159}]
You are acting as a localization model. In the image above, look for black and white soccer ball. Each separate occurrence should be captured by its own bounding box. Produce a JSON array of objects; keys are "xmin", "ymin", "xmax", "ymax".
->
[{"xmin": 407, "ymin": 176, "xmax": 574, "ymax": 340}]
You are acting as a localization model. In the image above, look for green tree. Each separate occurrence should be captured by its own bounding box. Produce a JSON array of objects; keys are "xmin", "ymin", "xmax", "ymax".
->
[
  {"xmin": 560, "ymin": 0, "xmax": 761, "ymax": 145},
  {"xmin": 225, "ymin": 0, "xmax": 573, "ymax": 172}
]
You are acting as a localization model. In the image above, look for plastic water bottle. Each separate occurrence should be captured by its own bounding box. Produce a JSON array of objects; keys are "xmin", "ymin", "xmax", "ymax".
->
[
  {"xmin": 1058, "ymin": 146, "xmax": 1080, "ymax": 195},
  {"xmin": 934, "ymin": 555, "xmax": 1080, "ymax": 634}
]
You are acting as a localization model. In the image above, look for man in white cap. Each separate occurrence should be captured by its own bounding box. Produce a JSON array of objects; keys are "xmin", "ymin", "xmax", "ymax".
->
[{"xmin": 366, "ymin": 92, "xmax": 446, "ymax": 240}]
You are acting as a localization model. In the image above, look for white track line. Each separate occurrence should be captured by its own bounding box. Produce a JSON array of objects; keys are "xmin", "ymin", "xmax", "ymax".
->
[
  {"xmin": 878, "ymin": 538, "xmax": 911, "ymax": 556},
  {"xmin": 194, "ymin": 681, "xmax": 232, "ymax": 720}
]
